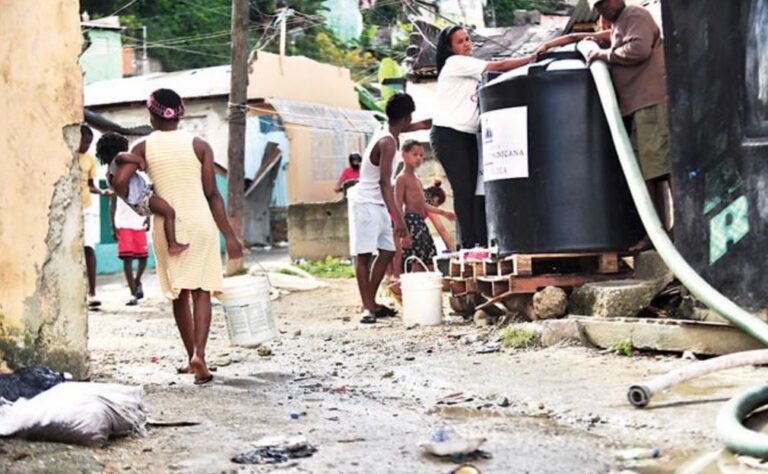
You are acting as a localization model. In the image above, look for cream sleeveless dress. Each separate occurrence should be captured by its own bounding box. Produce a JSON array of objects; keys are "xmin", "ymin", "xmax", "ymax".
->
[{"xmin": 145, "ymin": 130, "xmax": 223, "ymax": 299}]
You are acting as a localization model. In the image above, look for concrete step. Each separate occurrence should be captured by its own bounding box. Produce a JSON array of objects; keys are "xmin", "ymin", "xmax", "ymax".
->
[
  {"xmin": 541, "ymin": 316, "xmax": 764, "ymax": 356},
  {"xmin": 569, "ymin": 279, "xmax": 661, "ymax": 318}
]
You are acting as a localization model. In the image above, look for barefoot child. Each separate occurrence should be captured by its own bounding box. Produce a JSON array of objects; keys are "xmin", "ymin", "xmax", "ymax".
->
[
  {"xmin": 395, "ymin": 140, "xmax": 455, "ymax": 272},
  {"xmin": 96, "ymin": 132, "xmax": 190, "ymax": 256}
]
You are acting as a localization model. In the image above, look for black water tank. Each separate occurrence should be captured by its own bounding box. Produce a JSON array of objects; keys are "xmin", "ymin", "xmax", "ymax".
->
[{"xmin": 478, "ymin": 51, "xmax": 642, "ymax": 255}]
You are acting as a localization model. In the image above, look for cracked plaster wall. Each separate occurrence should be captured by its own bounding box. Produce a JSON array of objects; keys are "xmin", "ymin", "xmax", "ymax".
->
[{"xmin": 0, "ymin": 0, "xmax": 89, "ymax": 378}]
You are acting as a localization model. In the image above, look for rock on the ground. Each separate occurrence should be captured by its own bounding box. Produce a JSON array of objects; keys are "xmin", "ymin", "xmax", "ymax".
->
[
  {"xmin": 569, "ymin": 280, "xmax": 659, "ymax": 318},
  {"xmin": 473, "ymin": 309, "xmax": 497, "ymax": 327},
  {"xmin": 501, "ymin": 294, "xmax": 534, "ymax": 321},
  {"xmin": 532, "ymin": 286, "xmax": 568, "ymax": 320}
]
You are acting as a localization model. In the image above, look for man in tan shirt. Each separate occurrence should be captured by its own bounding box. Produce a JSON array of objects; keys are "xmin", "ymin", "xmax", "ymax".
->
[
  {"xmin": 537, "ymin": 0, "xmax": 672, "ymax": 251},
  {"xmin": 586, "ymin": 0, "xmax": 671, "ymax": 251}
]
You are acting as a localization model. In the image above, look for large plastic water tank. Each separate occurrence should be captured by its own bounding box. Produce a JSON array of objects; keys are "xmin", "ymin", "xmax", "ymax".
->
[{"xmin": 478, "ymin": 50, "xmax": 643, "ymax": 255}]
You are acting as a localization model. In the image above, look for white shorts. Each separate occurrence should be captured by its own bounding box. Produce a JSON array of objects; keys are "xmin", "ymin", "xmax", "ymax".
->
[
  {"xmin": 348, "ymin": 200, "xmax": 396, "ymax": 255},
  {"xmin": 83, "ymin": 210, "xmax": 100, "ymax": 249}
]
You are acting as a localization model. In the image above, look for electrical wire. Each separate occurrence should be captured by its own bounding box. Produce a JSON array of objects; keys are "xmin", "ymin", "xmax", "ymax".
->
[{"xmin": 82, "ymin": 0, "xmax": 140, "ymax": 33}]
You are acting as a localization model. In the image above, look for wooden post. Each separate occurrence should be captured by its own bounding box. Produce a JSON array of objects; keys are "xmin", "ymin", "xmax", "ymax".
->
[{"xmin": 226, "ymin": 0, "xmax": 248, "ymax": 275}]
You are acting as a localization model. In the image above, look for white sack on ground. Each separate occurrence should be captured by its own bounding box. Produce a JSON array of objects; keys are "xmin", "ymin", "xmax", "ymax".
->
[{"xmin": 0, "ymin": 382, "xmax": 147, "ymax": 446}]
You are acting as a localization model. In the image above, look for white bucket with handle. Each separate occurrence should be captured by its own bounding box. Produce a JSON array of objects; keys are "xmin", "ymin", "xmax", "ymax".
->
[
  {"xmin": 216, "ymin": 274, "xmax": 276, "ymax": 347},
  {"xmin": 400, "ymin": 256, "xmax": 444, "ymax": 326}
]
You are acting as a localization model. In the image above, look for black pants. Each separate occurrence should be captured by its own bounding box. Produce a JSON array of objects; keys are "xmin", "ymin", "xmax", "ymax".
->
[{"xmin": 431, "ymin": 126, "xmax": 488, "ymax": 249}]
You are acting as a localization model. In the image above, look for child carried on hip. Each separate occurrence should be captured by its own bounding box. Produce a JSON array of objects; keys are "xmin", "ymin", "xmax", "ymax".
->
[{"xmin": 96, "ymin": 132, "xmax": 190, "ymax": 256}]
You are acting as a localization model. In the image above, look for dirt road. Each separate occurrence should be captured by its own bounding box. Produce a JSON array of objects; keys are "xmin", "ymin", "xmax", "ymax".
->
[{"xmin": 1, "ymin": 251, "xmax": 763, "ymax": 473}]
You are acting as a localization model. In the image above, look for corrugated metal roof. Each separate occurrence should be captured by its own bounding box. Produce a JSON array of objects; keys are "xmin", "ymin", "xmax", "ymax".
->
[
  {"xmin": 472, "ymin": 25, "xmax": 563, "ymax": 60},
  {"xmin": 85, "ymin": 65, "xmax": 232, "ymax": 107},
  {"xmin": 268, "ymin": 99, "xmax": 380, "ymax": 133}
]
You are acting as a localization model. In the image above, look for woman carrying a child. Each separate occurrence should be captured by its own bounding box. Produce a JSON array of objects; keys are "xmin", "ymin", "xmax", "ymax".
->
[
  {"xmin": 431, "ymin": 26, "xmax": 534, "ymax": 249},
  {"xmin": 128, "ymin": 88, "xmax": 243, "ymax": 385}
]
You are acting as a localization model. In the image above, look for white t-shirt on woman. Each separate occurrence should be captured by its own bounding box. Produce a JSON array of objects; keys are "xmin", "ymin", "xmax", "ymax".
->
[{"xmin": 433, "ymin": 55, "xmax": 488, "ymax": 134}]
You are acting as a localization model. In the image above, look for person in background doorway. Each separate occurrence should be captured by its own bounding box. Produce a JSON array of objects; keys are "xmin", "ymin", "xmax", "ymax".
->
[
  {"xmin": 583, "ymin": 0, "xmax": 671, "ymax": 251},
  {"xmin": 335, "ymin": 153, "xmax": 362, "ymax": 193},
  {"xmin": 432, "ymin": 26, "xmax": 535, "ymax": 250},
  {"xmin": 79, "ymin": 125, "xmax": 111, "ymax": 309}
]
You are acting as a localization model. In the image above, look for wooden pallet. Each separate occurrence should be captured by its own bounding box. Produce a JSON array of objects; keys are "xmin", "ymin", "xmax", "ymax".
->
[
  {"xmin": 476, "ymin": 272, "xmax": 622, "ymax": 298},
  {"xmin": 449, "ymin": 251, "xmax": 621, "ymax": 278},
  {"xmin": 503, "ymin": 252, "xmax": 619, "ymax": 276}
]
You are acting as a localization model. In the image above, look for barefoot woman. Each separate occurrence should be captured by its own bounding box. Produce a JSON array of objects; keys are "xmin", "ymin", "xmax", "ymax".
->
[{"xmin": 132, "ymin": 89, "xmax": 243, "ymax": 385}]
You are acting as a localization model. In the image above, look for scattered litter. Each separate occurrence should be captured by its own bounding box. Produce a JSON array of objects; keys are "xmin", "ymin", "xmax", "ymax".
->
[
  {"xmin": 232, "ymin": 435, "xmax": 317, "ymax": 464},
  {"xmin": 0, "ymin": 382, "xmax": 147, "ymax": 446},
  {"xmin": 330, "ymin": 385, "xmax": 348, "ymax": 394},
  {"xmin": 11, "ymin": 451, "xmax": 30, "ymax": 462},
  {"xmin": 150, "ymin": 356, "xmax": 159, "ymax": 364},
  {"xmin": 475, "ymin": 343, "xmax": 501, "ymax": 354},
  {"xmin": 420, "ymin": 427, "xmax": 488, "ymax": 462},
  {"xmin": 437, "ymin": 393, "xmax": 475, "ymax": 406},
  {"xmin": 257, "ymin": 346, "xmax": 273, "ymax": 357},
  {"xmin": 616, "ymin": 447, "xmax": 661, "ymax": 461},
  {"xmin": 290, "ymin": 411, "xmax": 301, "ymax": 420},
  {"xmin": 382, "ymin": 371, "xmax": 395, "ymax": 379},
  {"xmin": 496, "ymin": 396, "xmax": 510, "ymax": 407},
  {"xmin": 682, "ymin": 351, "xmax": 697, "ymax": 361},
  {"xmin": 147, "ymin": 419, "xmax": 201, "ymax": 427},
  {"xmin": 404, "ymin": 356, "xmax": 416, "ymax": 362},
  {"xmin": 450, "ymin": 465, "xmax": 482, "ymax": 474},
  {"xmin": 0, "ymin": 366, "xmax": 68, "ymax": 402},
  {"xmin": 337, "ymin": 438, "xmax": 366, "ymax": 444},
  {"xmin": 250, "ymin": 262, "xmax": 329, "ymax": 292}
]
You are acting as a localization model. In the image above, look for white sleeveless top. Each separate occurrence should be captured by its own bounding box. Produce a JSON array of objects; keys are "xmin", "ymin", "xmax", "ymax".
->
[{"xmin": 350, "ymin": 126, "xmax": 399, "ymax": 205}]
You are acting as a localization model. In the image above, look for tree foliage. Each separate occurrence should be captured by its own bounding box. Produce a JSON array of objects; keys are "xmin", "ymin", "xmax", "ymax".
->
[{"xmin": 80, "ymin": 0, "xmax": 389, "ymax": 77}]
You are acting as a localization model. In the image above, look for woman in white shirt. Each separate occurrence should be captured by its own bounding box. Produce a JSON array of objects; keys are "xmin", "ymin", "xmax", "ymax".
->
[{"xmin": 431, "ymin": 26, "xmax": 534, "ymax": 249}]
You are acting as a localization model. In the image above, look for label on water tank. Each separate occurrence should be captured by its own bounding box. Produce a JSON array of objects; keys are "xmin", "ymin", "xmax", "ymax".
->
[{"xmin": 481, "ymin": 107, "xmax": 528, "ymax": 181}]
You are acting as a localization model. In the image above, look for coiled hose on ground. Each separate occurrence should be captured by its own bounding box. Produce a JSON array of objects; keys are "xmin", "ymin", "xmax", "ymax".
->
[{"xmin": 577, "ymin": 40, "xmax": 768, "ymax": 458}]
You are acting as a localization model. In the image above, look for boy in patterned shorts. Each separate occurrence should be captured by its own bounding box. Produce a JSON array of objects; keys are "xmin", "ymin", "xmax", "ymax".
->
[{"xmin": 395, "ymin": 140, "xmax": 455, "ymax": 272}]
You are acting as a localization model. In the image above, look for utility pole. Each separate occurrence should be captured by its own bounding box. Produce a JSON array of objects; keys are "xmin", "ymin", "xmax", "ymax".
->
[
  {"xmin": 227, "ymin": 0, "xmax": 248, "ymax": 274},
  {"xmin": 278, "ymin": 8, "xmax": 291, "ymax": 74},
  {"xmin": 141, "ymin": 25, "xmax": 149, "ymax": 75}
]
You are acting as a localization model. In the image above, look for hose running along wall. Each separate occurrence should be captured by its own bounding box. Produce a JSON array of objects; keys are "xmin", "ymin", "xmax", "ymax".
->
[{"xmin": 577, "ymin": 40, "xmax": 768, "ymax": 458}]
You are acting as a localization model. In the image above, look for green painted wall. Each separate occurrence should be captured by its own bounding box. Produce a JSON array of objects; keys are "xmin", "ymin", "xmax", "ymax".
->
[{"xmin": 79, "ymin": 29, "xmax": 123, "ymax": 84}]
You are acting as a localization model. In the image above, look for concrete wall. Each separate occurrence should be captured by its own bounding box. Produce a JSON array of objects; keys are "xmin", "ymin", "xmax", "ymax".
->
[
  {"xmin": 288, "ymin": 200, "xmax": 351, "ymax": 260},
  {"xmin": 0, "ymin": 0, "xmax": 89, "ymax": 377},
  {"xmin": 248, "ymin": 52, "xmax": 360, "ymax": 110}
]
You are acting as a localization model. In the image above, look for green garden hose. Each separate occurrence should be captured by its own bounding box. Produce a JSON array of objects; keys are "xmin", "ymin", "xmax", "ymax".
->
[{"xmin": 577, "ymin": 40, "xmax": 768, "ymax": 459}]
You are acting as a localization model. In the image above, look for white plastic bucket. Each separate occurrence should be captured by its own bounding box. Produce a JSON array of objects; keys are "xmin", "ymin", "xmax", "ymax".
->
[
  {"xmin": 217, "ymin": 275, "xmax": 276, "ymax": 347},
  {"xmin": 401, "ymin": 257, "xmax": 444, "ymax": 326}
]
